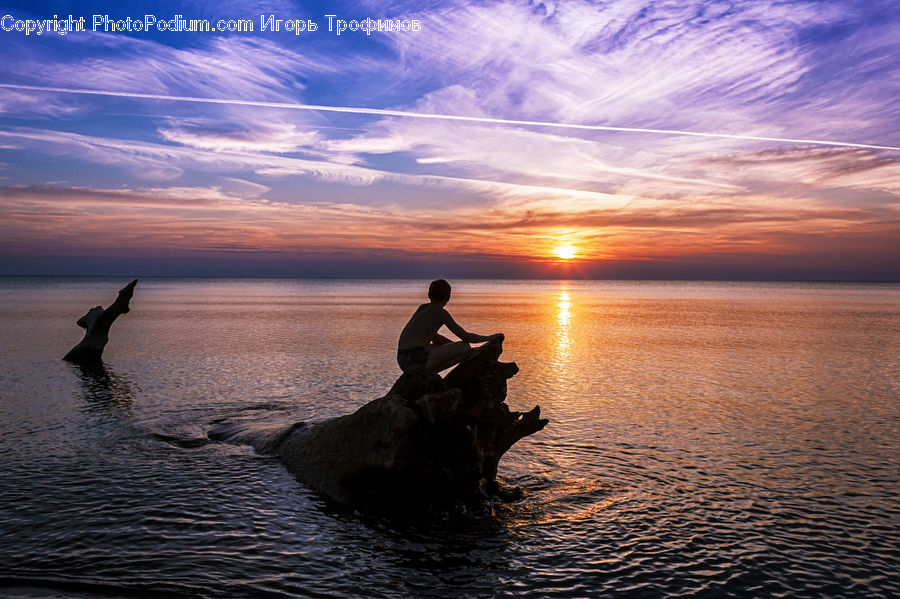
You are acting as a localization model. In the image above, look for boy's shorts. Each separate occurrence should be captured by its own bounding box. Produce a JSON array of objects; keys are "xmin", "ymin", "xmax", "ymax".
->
[{"xmin": 397, "ymin": 346, "xmax": 429, "ymax": 371}]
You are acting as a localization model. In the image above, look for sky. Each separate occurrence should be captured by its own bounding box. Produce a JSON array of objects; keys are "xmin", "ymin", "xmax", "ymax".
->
[{"xmin": 0, "ymin": 0, "xmax": 898, "ymax": 279}]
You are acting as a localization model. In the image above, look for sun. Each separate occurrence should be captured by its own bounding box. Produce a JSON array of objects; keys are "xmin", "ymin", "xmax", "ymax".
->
[{"xmin": 554, "ymin": 244, "xmax": 577, "ymax": 260}]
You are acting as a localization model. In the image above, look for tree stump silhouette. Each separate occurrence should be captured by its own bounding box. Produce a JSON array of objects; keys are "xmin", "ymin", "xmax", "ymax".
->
[
  {"xmin": 63, "ymin": 279, "xmax": 138, "ymax": 365},
  {"xmin": 210, "ymin": 338, "xmax": 548, "ymax": 509}
]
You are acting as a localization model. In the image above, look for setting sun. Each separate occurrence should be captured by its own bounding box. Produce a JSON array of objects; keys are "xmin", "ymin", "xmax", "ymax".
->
[{"xmin": 554, "ymin": 245, "xmax": 577, "ymax": 260}]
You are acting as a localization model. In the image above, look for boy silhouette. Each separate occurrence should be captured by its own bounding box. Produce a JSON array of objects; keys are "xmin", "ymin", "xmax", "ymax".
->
[{"xmin": 397, "ymin": 279, "xmax": 503, "ymax": 373}]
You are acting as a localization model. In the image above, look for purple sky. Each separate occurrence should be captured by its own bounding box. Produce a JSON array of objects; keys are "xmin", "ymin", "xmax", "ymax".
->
[{"xmin": 1, "ymin": 0, "xmax": 899, "ymax": 279}]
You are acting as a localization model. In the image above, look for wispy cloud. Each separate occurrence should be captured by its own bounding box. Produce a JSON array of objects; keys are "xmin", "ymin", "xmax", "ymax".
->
[
  {"xmin": 157, "ymin": 118, "xmax": 324, "ymax": 154},
  {"xmin": 2, "ymin": 178, "xmax": 896, "ymax": 266},
  {"xmin": 0, "ymin": 127, "xmax": 381, "ymax": 183},
  {"xmin": 5, "ymin": 82, "xmax": 897, "ymax": 152},
  {"xmin": 4, "ymin": 35, "xmax": 334, "ymax": 101},
  {"xmin": 394, "ymin": 1, "xmax": 822, "ymax": 127}
]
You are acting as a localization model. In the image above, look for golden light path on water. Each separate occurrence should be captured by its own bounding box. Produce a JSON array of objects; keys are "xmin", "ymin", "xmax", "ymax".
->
[
  {"xmin": 509, "ymin": 280, "xmax": 631, "ymax": 529},
  {"xmin": 555, "ymin": 284, "xmax": 572, "ymax": 362}
]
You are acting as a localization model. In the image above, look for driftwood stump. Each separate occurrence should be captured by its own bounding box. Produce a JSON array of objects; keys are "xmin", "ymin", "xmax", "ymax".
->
[
  {"xmin": 63, "ymin": 279, "xmax": 138, "ymax": 364},
  {"xmin": 210, "ymin": 339, "xmax": 548, "ymax": 509}
]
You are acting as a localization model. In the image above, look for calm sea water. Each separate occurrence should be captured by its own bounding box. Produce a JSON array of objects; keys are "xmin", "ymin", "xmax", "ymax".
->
[{"xmin": 0, "ymin": 277, "xmax": 897, "ymax": 598}]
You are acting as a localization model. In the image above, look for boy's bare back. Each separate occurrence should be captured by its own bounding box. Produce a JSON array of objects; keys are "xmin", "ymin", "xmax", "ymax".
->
[{"xmin": 398, "ymin": 303, "xmax": 448, "ymax": 350}]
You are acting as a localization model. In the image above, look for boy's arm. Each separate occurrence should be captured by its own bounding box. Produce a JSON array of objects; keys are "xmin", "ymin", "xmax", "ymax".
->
[
  {"xmin": 442, "ymin": 310, "xmax": 502, "ymax": 344},
  {"xmin": 432, "ymin": 333, "xmax": 454, "ymax": 345}
]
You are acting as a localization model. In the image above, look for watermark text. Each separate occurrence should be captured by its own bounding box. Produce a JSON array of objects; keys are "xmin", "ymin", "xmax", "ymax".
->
[{"xmin": 1, "ymin": 13, "xmax": 422, "ymax": 36}]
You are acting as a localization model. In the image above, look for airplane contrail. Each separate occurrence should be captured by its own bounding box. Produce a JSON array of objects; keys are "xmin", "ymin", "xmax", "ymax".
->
[{"xmin": 2, "ymin": 82, "xmax": 898, "ymax": 152}]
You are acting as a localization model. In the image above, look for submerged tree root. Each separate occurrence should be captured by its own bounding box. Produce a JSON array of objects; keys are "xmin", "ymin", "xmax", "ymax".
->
[{"xmin": 211, "ymin": 339, "xmax": 548, "ymax": 509}]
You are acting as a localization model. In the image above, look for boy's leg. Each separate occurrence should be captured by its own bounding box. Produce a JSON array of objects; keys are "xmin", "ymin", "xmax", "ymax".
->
[{"xmin": 426, "ymin": 341, "xmax": 472, "ymax": 373}]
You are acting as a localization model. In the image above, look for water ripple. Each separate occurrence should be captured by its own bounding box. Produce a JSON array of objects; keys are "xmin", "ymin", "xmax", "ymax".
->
[{"xmin": 2, "ymin": 279, "xmax": 899, "ymax": 598}]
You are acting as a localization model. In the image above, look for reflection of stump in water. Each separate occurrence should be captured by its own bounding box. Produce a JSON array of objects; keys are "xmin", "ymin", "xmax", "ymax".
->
[
  {"xmin": 211, "ymin": 339, "xmax": 549, "ymax": 510},
  {"xmin": 71, "ymin": 362, "xmax": 134, "ymax": 413},
  {"xmin": 63, "ymin": 279, "xmax": 138, "ymax": 365}
]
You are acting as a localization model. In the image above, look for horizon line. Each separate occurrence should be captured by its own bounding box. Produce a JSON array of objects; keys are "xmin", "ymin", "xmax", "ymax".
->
[{"xmin": 2, "ymin": 273, "xmax": 898, "ymax": 284}]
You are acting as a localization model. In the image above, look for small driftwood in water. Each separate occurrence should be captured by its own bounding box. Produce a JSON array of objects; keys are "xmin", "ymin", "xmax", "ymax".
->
[
  {"xmin": 210, "ymin": 339, "xmax": 548, "ymax": 509},
  {"xmin": 63, "ymin": 279, "xmax": 138, "ymax": 365}
]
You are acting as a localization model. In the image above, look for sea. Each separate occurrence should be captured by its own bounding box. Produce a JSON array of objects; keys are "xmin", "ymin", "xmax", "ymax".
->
[{"xmin": 0, "ymin": 277, "xmax": 897, "ymax": 598}]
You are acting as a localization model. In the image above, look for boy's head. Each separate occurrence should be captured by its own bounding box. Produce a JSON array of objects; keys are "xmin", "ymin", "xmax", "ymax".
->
[{"xmin": 428, "ymin": 279, "xmax": 452, "ymax": 304}]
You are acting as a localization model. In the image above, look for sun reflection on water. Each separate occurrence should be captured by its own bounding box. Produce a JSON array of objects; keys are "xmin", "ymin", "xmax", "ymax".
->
[{"xmin": 555, "ymin": 284, "xmax": 572, "ymax": 359}]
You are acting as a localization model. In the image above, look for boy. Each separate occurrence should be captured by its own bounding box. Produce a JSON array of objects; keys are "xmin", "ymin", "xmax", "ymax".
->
[{"xmin": 397, "ymin": 279, "xmax": 503, "ymax": 373}]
